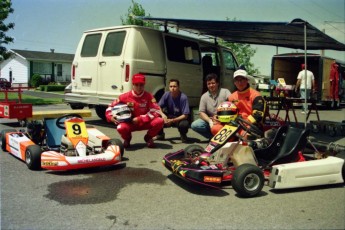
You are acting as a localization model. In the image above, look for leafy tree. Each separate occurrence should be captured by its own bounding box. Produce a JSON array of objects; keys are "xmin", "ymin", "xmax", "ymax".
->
[
  {"xmin": 0, "ymin": 0, "xmax": 15, "ymax": 61},
  {"xmin": 120, "ymin": 0, "xmax": 156, "ymax": 28},
  {"xmin": 219, "ymin": 39, "xmax": 259, "ymax": 75}
]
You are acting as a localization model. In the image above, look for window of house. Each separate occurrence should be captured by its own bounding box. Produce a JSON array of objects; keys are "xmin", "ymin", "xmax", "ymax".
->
[
  {"xmin": 57, "ymin": 64, "xmax": 62, "ymax": 76},
  {"xmin": 32, "ymin": 62, "xmax": 51, "ymax": 74},
  {"xmin": 102, "ymin": 31, "xmax": 126, "ymax": 56},
  {"xmin": 81, "ymin": 33, "xmax": 102, "ymax": 57},
  {"xmin": 165, "ymin": 36, "xmax": 200, "ymax": 64}
]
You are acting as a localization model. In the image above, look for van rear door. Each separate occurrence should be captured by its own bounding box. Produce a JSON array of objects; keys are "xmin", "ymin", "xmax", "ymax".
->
[
  {"xmin": 74, "ymin": 33, "xmax": 103, "ymax": 96},
  {"xmin": 97, "ymin": 30, "xmax": 127, "ymax": 103}
]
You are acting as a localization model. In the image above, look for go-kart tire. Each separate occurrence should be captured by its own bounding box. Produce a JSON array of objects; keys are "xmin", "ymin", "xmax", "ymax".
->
[
  {"xmin": 108, "ymin": 138, "xmax": 124, "ymax": 157},
  {"xmin": 184, "ymin": 144, "xmax": 204, "ymax": 158},
  {"xmin": 1, "ymin": 129, "xmax": 17, "ymax": 152},
  {"xmin": 25, "ymin": 145, "xmax": 42, "ymax": 170},
  {"xmin": 232, "ymin": 164, "xmax": 264, "ymax": 198}
]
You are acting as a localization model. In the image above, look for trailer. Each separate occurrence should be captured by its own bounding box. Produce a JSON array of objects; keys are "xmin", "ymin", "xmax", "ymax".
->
[
  {"xmin": 0, "ymin": 86, "xmax": 32, "ymax": 120},
  {"xmin": 271, "ymin": 53, "xmax": 345, "ymax": 109}
]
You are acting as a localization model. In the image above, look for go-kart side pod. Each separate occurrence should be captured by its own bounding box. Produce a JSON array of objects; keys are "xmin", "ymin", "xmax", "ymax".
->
[{"xmin": 232, "ymin": 164, "xmax": 265, "ymax": 198}]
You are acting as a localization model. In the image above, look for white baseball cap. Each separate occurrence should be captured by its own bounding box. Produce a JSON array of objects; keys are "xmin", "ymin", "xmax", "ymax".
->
[{"xmin": 233, "ymin": 69, "xmax": 248, "ymax": 79}]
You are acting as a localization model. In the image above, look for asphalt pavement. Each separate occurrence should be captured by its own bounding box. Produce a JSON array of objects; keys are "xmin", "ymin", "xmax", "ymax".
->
[{"xmin": 0, "ymin": 103, "xmax": 344, "ymax": 230}]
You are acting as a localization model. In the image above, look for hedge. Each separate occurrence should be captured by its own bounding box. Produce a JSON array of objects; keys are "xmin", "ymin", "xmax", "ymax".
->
[{"xmin": 39, "ymin": 85, "xmax": 66, "ymax": 92}]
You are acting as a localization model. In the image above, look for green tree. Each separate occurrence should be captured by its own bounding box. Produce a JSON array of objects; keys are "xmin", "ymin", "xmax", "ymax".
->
[
  {"xmin": 219, "ymin": 39, "xmax": 259, "ymax": 75},
  {"xmin": 120, "ymin": 0, "xmax": 156, "ymax": 28},
  {"xmin": 0, "ymin": 0, "xmax": 15, "ymax": 61}
]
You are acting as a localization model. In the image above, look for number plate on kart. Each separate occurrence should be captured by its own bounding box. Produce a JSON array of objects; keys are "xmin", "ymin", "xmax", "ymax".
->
[
  {"xmin": 205, "ymin": 125, "xmax": 239, "ymax": 153},
  {"xmin": 65, "ymin": 118, "xmax": 89, "ymax": 146}
]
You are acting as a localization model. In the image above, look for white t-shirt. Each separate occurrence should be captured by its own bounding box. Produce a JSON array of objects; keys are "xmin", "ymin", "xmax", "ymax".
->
[{"xmin": 297, "ymin": 70, "xmax": 314, "ymax": 89}]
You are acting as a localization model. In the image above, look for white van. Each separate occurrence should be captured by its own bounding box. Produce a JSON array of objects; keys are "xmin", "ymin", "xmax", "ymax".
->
[{"xmin": 65, "ymin": 25, "xmax": 239, "ymax": 120}]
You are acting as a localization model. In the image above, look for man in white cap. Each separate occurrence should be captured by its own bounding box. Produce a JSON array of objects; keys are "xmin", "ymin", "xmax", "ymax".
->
[{"xmin": 211, "ymin": 69, "xmax": 266, "ymax": 136}]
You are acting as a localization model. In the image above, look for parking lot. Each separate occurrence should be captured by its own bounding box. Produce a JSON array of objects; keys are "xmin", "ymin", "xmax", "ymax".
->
[{"xmin": 1, "ymin": 104, "xmax": 344, "ymax": 230}]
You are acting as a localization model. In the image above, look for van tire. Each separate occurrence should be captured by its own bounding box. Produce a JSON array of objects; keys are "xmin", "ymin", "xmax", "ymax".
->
[
  {"xmin": 95, "ymin": 105, "xmax": 107, "ymax": 121},
  {"xmin": 70, "ymin": 103, "xmax": 84, "ymax": 110}
]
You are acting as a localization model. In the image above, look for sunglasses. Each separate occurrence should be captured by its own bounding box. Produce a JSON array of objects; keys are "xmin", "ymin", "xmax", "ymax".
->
[{"xmin": 133, "ymin": 83, "xmax": 144, "ymax": 87}]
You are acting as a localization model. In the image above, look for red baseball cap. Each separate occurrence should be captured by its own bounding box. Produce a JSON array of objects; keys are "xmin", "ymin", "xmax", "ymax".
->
[{"xmin": 132, "ymin": 73, "xmax": 145, "ymax": 84}]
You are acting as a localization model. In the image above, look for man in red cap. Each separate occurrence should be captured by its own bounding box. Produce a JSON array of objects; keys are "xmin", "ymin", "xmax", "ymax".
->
[{"xmin": 105, "ymin": 73, "xmax": 164, "ymax": 148}]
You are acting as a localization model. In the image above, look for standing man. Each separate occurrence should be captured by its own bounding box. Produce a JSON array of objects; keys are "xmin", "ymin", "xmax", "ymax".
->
[
  {"xmin": 211, "ymin": 69, "xmax": 266, "ymax": 136},
  {"xmin": 191, "ymin": 73, "xmax": 230, "ymax": 139},
  {"xmin": 106, "ymin": 73, "xmax": 164, "ymax": 148},
  {"xmin": 330, "ymin": 61, "xmax": 340, "ymax": 108},
  {"xmin": 156, "ymin": 79, "xmax": 190, "ymax": 143},
  {"xmin": 295, "ymin": 64, "xmax": 315, "ymax": 113}
]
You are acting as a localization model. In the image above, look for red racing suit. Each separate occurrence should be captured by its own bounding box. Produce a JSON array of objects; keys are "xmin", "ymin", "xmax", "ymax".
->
[
  {"xmin": 330, "ymin": 62, "xmax": 339, "ymax": 100},
  {"xmin": 211, "ymin": 87, "xmax": 266, "ymax": 136},
  {"xmin": 105, "ymin": 90, "xmax": 164, "ymax": 141}
]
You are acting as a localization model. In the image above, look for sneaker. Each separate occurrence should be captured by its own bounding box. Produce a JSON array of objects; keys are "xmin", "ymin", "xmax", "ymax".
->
[
  {"xmin": 301, "ymin": 111, "xmax": 306, "ymax": 114},
  {"xmin": 180, "ymin": 133, "xmax": 188, "ymax": 143},
  {"xmin": 153, "ymin": 133, "xmax": 165, "ymax": 141},
  {"xmin": 144, "ymin": 135, "xmax": 155, "ymax": 148},
  {"xmin": 123, "ymin": 139, "xmax": 131, "ymax": 149}
]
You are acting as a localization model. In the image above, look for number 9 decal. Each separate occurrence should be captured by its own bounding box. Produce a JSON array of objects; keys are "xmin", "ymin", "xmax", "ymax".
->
[{"xmin": 72, "ymin": 124, "xmax": 81, "ymax": 135}]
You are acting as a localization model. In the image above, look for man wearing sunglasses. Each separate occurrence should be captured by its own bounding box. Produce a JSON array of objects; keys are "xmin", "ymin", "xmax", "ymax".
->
[{"xmin": 106, "ymin": 74, "xmax": 164, "ymax": 148}]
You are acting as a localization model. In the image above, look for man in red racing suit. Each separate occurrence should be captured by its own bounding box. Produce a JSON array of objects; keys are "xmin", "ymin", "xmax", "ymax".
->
[
  {"xmin": 211, "ymin": 69, "xmax": 266, "ymax": 138},
  {"xmin": 106, "ymin": 74, "xmax": 164, "ymax": 148}
]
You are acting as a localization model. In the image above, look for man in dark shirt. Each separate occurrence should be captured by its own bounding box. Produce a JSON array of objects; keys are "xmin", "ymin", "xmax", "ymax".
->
[{"xmin": 157, "ymin": 79, "xmax": 190, "ymax": 142}]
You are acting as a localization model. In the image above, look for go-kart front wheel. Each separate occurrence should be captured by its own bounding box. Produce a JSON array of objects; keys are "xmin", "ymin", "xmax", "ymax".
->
[
  {"xmin": 184, "ymin": 144, "xmax": 204, "ymax": 158},
  {"xmin": 25, "ymin": 145, "xmax": 42, "ymax": 170},
  {"xmin": 108, "ymin": 138, "xmax": 124, "ymax": 157},
  {"xmin": 232, "ymin": 164, "xmax": 264, "ymax": 198}
]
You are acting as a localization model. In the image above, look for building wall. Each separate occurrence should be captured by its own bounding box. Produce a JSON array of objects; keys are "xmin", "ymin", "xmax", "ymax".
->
[{"xmin": 0, "ymin": 55, "xmax": 29, "ymax": 85}]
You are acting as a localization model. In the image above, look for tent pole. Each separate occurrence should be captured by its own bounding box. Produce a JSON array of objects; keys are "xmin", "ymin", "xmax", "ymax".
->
[{"xmin": 304, "ymin": 22, "xmax": 307, "ymax": 129}]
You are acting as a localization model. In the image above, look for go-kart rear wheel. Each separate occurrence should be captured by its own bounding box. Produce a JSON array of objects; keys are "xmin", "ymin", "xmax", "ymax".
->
[
  {"xmin": 1, "ymin": 129, "xmax": 17, "ymax": 151},
  {"xmin": 232, "ymin": 164, "xmax": 264, "ymax": 198},
  {"xmin": 184, "ymin": 144, "xmax": 204, "ymax": 158},
  {"xmin": 108, "ymin": 139, "xmax": 124, "ymax": 157},
  {"xmin": 25, "ymin": 145, "xmax": 42, "ymax": 170}
]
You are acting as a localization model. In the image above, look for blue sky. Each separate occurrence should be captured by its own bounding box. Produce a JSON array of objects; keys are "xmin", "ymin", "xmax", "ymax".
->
[{"xmin": 5, "ymin": 0, "xmax": 345, "ymax": 75}]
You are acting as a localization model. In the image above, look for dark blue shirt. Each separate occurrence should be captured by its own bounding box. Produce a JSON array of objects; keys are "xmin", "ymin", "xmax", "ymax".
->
[{"xmin": 158, "ymin": 92, "xmax": 190, "ymax": 118}]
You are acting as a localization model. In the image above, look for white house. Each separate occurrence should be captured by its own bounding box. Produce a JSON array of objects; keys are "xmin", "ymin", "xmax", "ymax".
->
[{"xmin": 0, "ymin": 49, "xmax": 74, "ymax": 86}]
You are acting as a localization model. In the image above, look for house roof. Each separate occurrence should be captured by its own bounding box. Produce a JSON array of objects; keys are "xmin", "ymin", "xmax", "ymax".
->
[
  {"xmin": 141, "ymin": 17, "xmax": 345, "ymax": 51},
  {"xmin": 11, "ymin": 49, "xmax": 74, "ymax": 62}
]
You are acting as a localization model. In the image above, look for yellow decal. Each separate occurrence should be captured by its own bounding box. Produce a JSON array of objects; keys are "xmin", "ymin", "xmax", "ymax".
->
[
  {"xmin": 42, "ymin": 161, "xmax": 58, "ymax": 166},
  {"xmin": 204, "ymin": 176, "xmax": 222, "ymax": 183},
  {"xmin": 65, "ymin": 118, "xmax": 89, "ymax": 147},
  {"xmin": 210, "ymin": 125, "xmax": 237, "ymax": 144}
]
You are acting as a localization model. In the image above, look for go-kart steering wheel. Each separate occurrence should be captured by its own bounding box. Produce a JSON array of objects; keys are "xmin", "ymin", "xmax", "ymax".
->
[
  {"xmin": 235, "ymin": 116, "xmax": 264, "ymax": 138},
  {"xmin": 56, "ymin": 113, "xmax": 83, "ymax": 129}
]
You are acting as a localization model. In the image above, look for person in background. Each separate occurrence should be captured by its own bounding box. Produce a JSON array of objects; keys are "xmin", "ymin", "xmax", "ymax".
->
[
  {"xmin": 211, "ymin": 69, "xmax": 266, "ymax": 137},
  {"xmin": 105, "ymin": 73, "xmax": 164, "ymax": 148},
  {"xmin": 295, "ymin": 64, "xmax": 315, "ymax": 113},
  {"xmin": 156, "ymin": 79, "xmax": 190, "ymax": 143},
  {"xmin": 329, "ymin": 61, "xmax": 340, "ymax": 108},
  {"xmin": 191, "ymin": 73, "xmax": 231, "ymax": 140}
]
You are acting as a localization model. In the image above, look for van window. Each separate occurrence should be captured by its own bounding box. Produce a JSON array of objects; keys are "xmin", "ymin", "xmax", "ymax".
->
[
  {"xmin": 81, "ymin": 34, "xmax": 102, "ymax": 57},
  {"xmin": 165, "ymin": 36, "xmax": 200, "ymax": 64},
  {"xmin": 102, "ymin": 31, "xmax": 126, "ymax": 56},
  {"xmin": 223, "ymin": 50, "xmax": 238, "ymax": 70}
]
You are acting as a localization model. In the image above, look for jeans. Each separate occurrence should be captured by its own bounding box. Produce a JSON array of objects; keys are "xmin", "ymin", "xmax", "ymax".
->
[
  {"xmin": 191, "ymin": 118, "xmax": 212, "ymax": 139},
  {"xmin": 300, "ymin": 89, "xmax": 311, "ymax": 111}
]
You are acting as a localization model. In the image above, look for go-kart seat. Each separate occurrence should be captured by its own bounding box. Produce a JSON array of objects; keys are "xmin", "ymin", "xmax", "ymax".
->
[
  {"xmin": 254, "ymin": 125, "xmax": 309, "ymax": 167},
  {"xmin": 45, "ymin": 118, "xmax": 66, "ymax": 149}
]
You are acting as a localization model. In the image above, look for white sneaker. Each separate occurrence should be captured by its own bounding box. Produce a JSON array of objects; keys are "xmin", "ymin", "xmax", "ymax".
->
[{"xmin": 301, "ymin": 111, "xmax": 306, "ymax": 114}]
